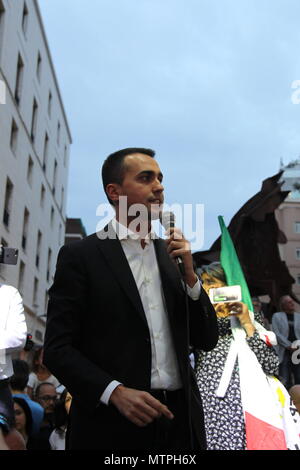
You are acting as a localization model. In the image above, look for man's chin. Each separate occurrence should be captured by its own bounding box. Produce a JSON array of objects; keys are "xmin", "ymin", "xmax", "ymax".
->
[
  {"xmin": 149, "ymin": 203, "xmax": 163, "ymax": 220},
  {"xmin": 149, "ymin": 211, "xmax": 160, "ymax": 221}
]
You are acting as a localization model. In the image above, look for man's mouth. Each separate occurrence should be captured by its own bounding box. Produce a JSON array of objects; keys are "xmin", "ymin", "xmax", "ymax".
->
[{"xmin": 149, "ymin": 199, "xmax": 163, "ymax": 204}]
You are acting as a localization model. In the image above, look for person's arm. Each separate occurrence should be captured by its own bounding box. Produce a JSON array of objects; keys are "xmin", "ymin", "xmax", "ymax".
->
[
  {"xmin": 43, "ymin": 244, "xmax": 116, "ymax": 413},
  {"xmin": 165, "ymin": 227, "xmax": 218, "ymax": 351},
  {"xmin": 227, "ymin": 302, "xmax": 256, "ymax": 337},
  {"xmin": 0, "ymin": 429, "xmax": 9, "ymax": 450},
  {"xmin": 228, "ymin": 303, "xmax": 279, "ymax": 375},
  {"xmin": 272, "ymin": 313, "xmax": 292, "ymax": 349},
  {"xmin": 4, "ymin": 429, "xmax": 26, "ymax": 451},
  {"xmin": 246, "ymin": 332, "xmax": 280, "ymax": 375},
  {"xmin": 0, "ymin": 288, "xmax": 27, "ymax": 353},
  {"xmin": 188, "ymin": 288, "xmax": 219, "ymax": 351},
  {"xmin": 45, "ymin": 244, "xmax": 180, "ymax": 426},
  {"xmin": 109, "ymin": 385, "xmax": 174, "ymax": 427},
  {"xmin": 26, "ymin": 373, "xmax": 36, "ymax": 399},
  {"xmin": 0, "ymin": 415, "xmax": 26, "ymax": 450}
]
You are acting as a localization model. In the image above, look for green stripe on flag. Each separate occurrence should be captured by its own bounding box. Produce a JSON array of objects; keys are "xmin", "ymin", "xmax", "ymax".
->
[{"xmin": 218, "ymin": 215, "xmax": 253, "ymax": 312}]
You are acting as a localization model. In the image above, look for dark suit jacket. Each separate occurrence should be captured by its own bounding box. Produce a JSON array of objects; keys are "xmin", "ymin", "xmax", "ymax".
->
[{"xmin": 43, "ymin": 225, "xmax": 218, "ymax": 450}]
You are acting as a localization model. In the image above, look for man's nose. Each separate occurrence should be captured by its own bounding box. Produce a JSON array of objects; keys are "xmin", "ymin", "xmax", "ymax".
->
[{"xmin": 153, "ymin": 179, "xmax": 164, "ymax": 192}]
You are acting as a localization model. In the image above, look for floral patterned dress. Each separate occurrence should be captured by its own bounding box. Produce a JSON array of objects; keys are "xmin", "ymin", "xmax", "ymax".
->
[{"xmin": 194, "ymin": 314, "xmax": 279, "ymax": 450}]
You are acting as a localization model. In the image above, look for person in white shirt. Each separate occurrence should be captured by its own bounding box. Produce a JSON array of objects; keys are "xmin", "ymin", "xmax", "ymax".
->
[
  {"xmin": 0, "ymin": 283, "xmax": 27, "ymax": 445},
  {"xmin": 27, "ymin": 347, "xmax": 60, "ymax": 400},
  {"xmin": 272, "ymin": 295, "xmax": 300, "ymax": 389},
  {"xmin": 44, "ymin": 148, "xmax": 218, "ymax": 451}
]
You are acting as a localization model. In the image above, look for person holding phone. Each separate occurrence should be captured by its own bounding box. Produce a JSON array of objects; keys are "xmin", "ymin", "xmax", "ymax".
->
[{"xmin": 194, "ymin": 262, "xmax": 279, "ymax": 450}]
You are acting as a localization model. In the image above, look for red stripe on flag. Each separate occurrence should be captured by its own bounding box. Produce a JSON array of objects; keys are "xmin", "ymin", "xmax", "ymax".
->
[
  {"xmin": 264, "ymin": 335, "xmax": 272, "ymax": 347},
  {"xmin": 245, "ymin": 411, "xmax": 287, "ymax": 450}
]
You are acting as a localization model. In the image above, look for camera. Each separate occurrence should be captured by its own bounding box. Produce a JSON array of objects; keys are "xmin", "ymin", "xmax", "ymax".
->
[{"xmin": 0, "ymin": 245, "xmax": 18, "ymax": 265}]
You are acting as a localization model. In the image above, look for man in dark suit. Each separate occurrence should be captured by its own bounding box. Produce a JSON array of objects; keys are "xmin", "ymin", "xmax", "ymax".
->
[{"xmin": 44, "ymin": 148, "xmax": 218, "ymax": 450}]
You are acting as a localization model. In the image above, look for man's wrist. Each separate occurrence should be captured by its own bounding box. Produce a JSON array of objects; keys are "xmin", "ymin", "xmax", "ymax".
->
[{"xmin": 185, "ymin": 272, "xmax": 198, "ymax": 288}]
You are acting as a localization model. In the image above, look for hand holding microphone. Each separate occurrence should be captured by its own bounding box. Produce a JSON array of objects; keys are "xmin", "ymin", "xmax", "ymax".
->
[{"xmin": 160, "ymin": 212, "xmax": 198, "ymax": 287}]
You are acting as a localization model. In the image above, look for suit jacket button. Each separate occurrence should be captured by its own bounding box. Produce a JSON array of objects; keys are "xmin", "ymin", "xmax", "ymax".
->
[{"xmin": 145, "ymin": 338, "xmax": 150, "ymax": 343}]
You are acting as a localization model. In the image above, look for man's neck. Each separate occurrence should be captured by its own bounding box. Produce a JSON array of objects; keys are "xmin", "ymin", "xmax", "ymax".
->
[
  {"xmin": 285, "ymin": 310, "xmax": 295, "ymax": 315},
  {"xmin": 115, "ymin": 216, "xmax": 152, "ymax": 248},
  {"xmin": 116, "ymin": 215, "xmax": 151, "ymax": 232}
]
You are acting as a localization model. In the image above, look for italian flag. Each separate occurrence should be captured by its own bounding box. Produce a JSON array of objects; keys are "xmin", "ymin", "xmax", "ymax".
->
[{"xmin": 218, "ymin": 216, "xmax": 288, "ymax": 450}]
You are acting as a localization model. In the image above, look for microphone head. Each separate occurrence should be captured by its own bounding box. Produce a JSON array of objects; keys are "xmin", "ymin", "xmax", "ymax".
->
[{"xmin": 160, "ymin": 211, "xmax": 175, "ymax": 230}]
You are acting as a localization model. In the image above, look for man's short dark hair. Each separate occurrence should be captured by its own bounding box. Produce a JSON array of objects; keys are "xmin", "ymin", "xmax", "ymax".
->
[
  {"xmin": 101, "ymin": 147, "xmax": 155, "ymax": 205},
  {"xmin": 10, "ymin": 359, "xmax": 30, "ymax": 391},
  {"xmin": 35, "ymin": 382, "xmax": 56, "ymax": 399},
  {"xmin": 279, "ymin": 295, "xmax": 290, "ymax": 311}
]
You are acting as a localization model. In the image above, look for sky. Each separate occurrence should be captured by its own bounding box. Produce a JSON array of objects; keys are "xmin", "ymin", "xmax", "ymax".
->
[{"xmin": 39, "ymin": 0, "xmax": 300, "ymax": 251}]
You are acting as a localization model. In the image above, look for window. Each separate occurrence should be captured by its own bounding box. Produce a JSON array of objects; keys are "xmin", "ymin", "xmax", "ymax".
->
[
  {"xmin": 295, "ymin": 222, "xmax": 300, "ymax": 234},
  {"xmin": 31, "ymin": 98, "xmax": 38, "ymax": 142},
  {"xmin": 43, "ymin": 133, "xmax": 49, "ymax": 171},
  {"xmin": 0, "ymin": 237, "xmax": 7, "ymax": 248},
  {"xmin": 3, "ymin": 177, "xmax": 13, "ymax": 227},
  {"xmin": 21, "ymin": 207, "xmax": 29, "ymax": 251},
  {"xmin": 50, "ymin": 207, "xmax": 54, "ymax": 227},
  {"xmin": 296, "ymin": 249, "xmax": 300, "ymax": 260},
  {"xmin": 52, "ymin": 160, "xmax": 57, "ymax": 194},
  {"xmin": 48, "ymin": 91, "xmax": 52, "ymax": 117},
  {"xmin": 64, "ymin": 145, "xmax": 68, "ymax": 167},
  {"xmin": 0, "ymin": 0, "xmax": 5, "ymax": 48},
  {"xmin": 58, "ymin": 223, "xmax": 62, "ymax": 245},
  {"xmin": 61, "ymin": 187, "xmax": 64, "ymax": 211},
  {"xmin": 10, "ymin": 119, "xmax": 18, "ymax": 154},
  {"xmin": 0, "ymin": 238, "xmax": 7, "ymax": 279},
  {"xmin": 36, "ymin": 230, "xmax": 42, "ymax": 268},
  {"xmin": 40, "ymin": 184, "xmax": 45, "ymax": 208},
  {"xmin": 33, "ymin": 277, "xmax": 39, "ymax": 305},
  {"xmin": 27, "ymin": 155, "xmax": 34, "ymax": 186},
  {"xmin": 57, "ymin": 121, "xmax": 61, "ymax": 146},
  {"xmin": 18, "ymin": 261, "xmax": 25, "ymax": 297},
  {"xmin": 297, "ymin": 275, "xmax": 300, "ymax": 285},
  {"xmin": 36, "ymin": 51, "xmax": 42, "ymax": 81},
  {"xmin": 14, "ymin": 54, "xmax": 24, "ymax": 105},
  {"xmin": 47, "ymin": 248, "xmax": 52, "ymax": 281},
  {"xmin": 22, "ymin": 2, "xmax": 29, "ymax": 36}
]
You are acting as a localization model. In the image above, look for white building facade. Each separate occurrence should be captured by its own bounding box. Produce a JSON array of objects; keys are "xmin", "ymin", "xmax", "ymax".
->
[{"xmin": 0, "ymin": 0, "xmax": 72, "ymax": 344}]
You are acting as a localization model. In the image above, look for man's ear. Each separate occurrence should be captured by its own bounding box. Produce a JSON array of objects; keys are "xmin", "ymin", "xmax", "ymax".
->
[{"xmin": 106, "ymin": 183, "xmax": 121, "ymax": 204}]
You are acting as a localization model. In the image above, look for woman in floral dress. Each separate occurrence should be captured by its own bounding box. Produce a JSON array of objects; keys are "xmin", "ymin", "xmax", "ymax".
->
[{"xmin": 194, "ymin": 262, "xmax": 279, "ymax": 450}]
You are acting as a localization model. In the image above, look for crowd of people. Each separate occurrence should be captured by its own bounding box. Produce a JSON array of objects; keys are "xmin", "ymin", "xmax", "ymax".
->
[
  {"xmin": 1, "ymin": 349, "xmax": 71, "ymax": 450},
  {"xmin": 1, "ymin": 147, "xmax": 300, "ymax": 451},
  {"xmin": 1, "ymin": 288, "xmax": 300, "ymax": 451}
]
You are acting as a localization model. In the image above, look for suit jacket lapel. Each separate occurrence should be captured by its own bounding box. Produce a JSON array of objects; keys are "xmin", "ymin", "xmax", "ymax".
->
[
  {"xmin": 154, "ymin": 238, "xmax": 182, "ymax": 321},
  {"xmin": 95, "ymin": 224, "xmax": 148, "ymax": 327}
]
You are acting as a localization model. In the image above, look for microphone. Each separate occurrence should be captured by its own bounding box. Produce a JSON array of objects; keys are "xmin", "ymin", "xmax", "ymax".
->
[{"xmin": 160, "ymin": 211, "xmax": 185, "ymax": 276}]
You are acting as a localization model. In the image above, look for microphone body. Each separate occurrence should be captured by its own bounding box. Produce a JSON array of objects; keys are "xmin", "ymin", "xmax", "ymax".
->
[{"xmin": 160, "ymin": 212, "xmax": 185, "ymax": 276}]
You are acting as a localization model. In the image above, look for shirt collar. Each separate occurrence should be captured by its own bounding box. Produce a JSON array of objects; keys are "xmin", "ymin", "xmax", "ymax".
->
[{"xmin": 111, "ymin": 218, "xmax": 158, "ymax": 244}]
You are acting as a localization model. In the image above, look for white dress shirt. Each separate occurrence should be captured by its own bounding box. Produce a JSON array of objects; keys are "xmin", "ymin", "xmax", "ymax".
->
[
  {"xmin": 100, "ymin": 219, "xmax": 201, "ymax": 405},
  {"xmin": 0, "ymin": 284, "xmax": 27, "ymax": 379}
]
